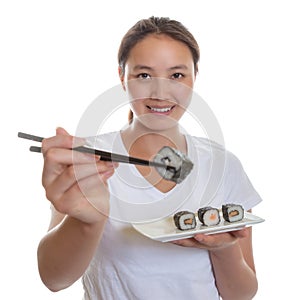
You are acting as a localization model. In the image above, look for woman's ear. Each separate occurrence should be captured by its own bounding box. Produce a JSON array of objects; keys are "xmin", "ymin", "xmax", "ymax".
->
[
  {"xmin": 194, "ymin": 63, "xmax": 199, "ymax": 80},
  {"xmin": 118, "ymin": 66, "xmax": 126, "ymax": 91}
]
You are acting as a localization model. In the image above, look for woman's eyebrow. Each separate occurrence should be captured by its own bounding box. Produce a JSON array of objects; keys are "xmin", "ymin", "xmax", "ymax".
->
[
  {"xmin": 133, "ymin": 64, "xmax": 189, "ymax": 71},
  {"xmin": 133, "ymin": 65, "xmax": 153, "ymax": 71},
  {"xmin": 168, "ymin": 64, "xmax": 189, "ymax": 71}
]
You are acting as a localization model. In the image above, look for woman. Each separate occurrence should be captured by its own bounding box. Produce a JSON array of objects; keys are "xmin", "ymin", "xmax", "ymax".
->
[{"xmin": 37, "ymin": 16, "xmax": 262, "ymax": 299}]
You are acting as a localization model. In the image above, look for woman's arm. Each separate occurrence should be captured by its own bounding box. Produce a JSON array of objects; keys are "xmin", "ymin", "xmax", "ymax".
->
[
  {"xmin": 38, "ymin": 210, "xmax": 107, "ymax": 292},
  {"xmin": 209, "ymin": 227, "xmax": 258, "ymax": 300},
  {"xmin": 37, "ymin": 127, "xmax": 116, "ymax": 292},
  {"xmin": 172, "ymin": 224, "xmax": 258, "ymax": 300}
]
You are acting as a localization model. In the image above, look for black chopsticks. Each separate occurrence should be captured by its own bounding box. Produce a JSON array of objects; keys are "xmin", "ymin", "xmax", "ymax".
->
[{"xmin": 17, "ymin": 132, "xmax": 176, "ymax": 171}]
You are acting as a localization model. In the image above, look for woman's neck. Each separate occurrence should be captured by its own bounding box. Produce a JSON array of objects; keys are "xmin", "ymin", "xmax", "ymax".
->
[
  {"xmin": 120, "ymin": 119, "xmax": 187, "ymax": 193},
  {"xmin": 121, "ymin": 119, "xmax": 187, "ymax": 159}
]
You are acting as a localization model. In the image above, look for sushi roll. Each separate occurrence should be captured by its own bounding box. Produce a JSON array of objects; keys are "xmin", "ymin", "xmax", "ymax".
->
[
  {"xmin": 197, "ymin": 207, "xmax": 220, "ymax": 226},
  {"xmin": 153, "ymin": 146, "xmax": 193, "ymax": 184},
  {"xmin": 222, "ymin": 204, "xmax": 244, "ymax": 222},
  {"xmin": 173, "ymin": 211, "xmax": 196, "ymax": 231}
]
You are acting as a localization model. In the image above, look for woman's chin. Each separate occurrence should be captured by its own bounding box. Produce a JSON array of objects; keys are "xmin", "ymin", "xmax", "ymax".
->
[{"xmin": 137, "ymin": 116, "xmax": 179, "ymax": 132}]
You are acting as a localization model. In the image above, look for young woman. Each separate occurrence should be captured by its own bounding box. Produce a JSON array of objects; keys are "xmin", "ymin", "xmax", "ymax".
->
[{"xmin": 37, "ymin": 17, "xmax": 262, "ymax": 300}]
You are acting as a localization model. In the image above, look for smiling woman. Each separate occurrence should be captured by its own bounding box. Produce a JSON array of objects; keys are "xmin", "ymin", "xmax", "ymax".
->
[
  {"xmin": 118, "ymin": 16, "xmax": 199, "ymax": 126},
  {"xmin": 36, "ymin": 16, "xmax": 262, "ymax": 300}
]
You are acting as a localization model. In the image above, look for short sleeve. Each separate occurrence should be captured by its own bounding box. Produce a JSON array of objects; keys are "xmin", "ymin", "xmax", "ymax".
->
[{"xmin": 222, "ymin": 152, "xmax": 262, "ymax": 211}]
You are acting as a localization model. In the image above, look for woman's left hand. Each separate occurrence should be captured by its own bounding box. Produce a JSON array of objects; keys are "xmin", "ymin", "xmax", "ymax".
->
[{"xmin": 171, "ymin": 227, "xmax": 249, "ymax": 251}]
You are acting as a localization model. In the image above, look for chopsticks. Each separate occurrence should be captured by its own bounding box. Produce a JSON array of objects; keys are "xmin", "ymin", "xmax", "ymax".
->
[{"xmin": 17, "ymin": 132, "xmax": 176, "ymax": 171}]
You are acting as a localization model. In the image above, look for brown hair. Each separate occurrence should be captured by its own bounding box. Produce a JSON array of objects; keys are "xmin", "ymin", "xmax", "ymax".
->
[{"xmin": 118, "ymin": 16, "xmax": 200, "ymax": 124}]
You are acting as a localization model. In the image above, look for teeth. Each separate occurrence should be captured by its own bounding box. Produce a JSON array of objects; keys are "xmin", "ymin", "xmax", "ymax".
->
[{"xmin": 150, "ymin": 107, "xmax": 172, "ymax": 113}]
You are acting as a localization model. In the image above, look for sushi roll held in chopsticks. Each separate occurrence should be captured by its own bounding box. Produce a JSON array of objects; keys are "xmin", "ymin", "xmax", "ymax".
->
[
  {"xmin": 222, "ymin": 204, "xmax": 244, "ymax": 222},
  {"xmin": 173, "ymin": 211, "xmax": 196, "ymax": 231},
  {"xmin": 153, "ymin": 146, "xmax": 193, "ymax": 184},
  {"xmin": 197, "ymin": 207, "xmax": 221, "ymax": 226}
]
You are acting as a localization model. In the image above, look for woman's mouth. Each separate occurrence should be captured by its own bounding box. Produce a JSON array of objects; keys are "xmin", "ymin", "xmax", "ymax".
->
[{"xmin": 146, "ymin": 105, "xmax": 175, "ymax": 114}]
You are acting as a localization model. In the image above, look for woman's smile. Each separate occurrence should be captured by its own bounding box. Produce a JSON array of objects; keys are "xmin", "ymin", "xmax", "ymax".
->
[{"xmin": 146, "ymin": 104, "xmax": 176, "ymax": 115}]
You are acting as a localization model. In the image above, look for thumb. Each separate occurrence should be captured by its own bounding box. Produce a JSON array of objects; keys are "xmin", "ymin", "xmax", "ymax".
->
[
  {"xmin": 56, "ymin": 127, "xmax": 70, "ymax": 136},
  {"xmin": 55, "ymin": 127, "xmax": 86, "ymax": 148},
  {"xmin": 230, "ymin": 228, "xmax": 249, "ymax": 239}
]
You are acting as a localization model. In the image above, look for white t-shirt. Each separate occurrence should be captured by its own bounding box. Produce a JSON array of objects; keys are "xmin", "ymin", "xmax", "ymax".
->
[{"xmin": 82, "ymin": 131, "xmax": 262, "ymax": 300}]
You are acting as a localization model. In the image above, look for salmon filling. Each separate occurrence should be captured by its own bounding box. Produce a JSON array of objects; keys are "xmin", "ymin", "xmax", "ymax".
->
[
  {"xmin": 229, "ymin": 210, "xmax": 239, "ymax": 217},
  {"xmin": 184, "ymin": 218, "xmax": 194, "ymax": 225}
]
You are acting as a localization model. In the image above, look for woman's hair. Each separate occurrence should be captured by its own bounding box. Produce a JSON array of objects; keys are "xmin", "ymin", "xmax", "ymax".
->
[{"xmin": 118, "ymin": 16, "xmax": 200, "ymax": 124}]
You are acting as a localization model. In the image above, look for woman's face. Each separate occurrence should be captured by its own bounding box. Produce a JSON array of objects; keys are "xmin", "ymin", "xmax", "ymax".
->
[{"xmin": 120, "ymin": 34, "xmax": 196, "ymax": 131}]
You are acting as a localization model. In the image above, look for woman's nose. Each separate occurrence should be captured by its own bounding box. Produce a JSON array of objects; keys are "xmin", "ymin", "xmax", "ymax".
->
[{"xmin": 149, "ymin": 78, "xmax": 172, "ymax": 100}]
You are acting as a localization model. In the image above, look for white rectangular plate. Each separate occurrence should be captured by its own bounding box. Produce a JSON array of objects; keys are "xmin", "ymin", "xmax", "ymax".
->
[{"xmin": 132, "ymin": 212, "xmax": 265, "ymax": 242}]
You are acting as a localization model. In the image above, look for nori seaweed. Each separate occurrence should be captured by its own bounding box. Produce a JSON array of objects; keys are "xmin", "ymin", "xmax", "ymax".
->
[
  {"xmin": 222, "ymin": 204, "xmax": 244, "ymax": 222},
  {"xmin": 173, "ymin": 211, "xmax": 196, "ymax": 230}
]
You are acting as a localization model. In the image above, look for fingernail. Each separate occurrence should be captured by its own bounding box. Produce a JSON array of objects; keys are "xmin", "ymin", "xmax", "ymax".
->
[
  {"xmin": 104, "ymin": 161, "xmax": 114, "ymax": 167},
  {"xmin": 105, "ymin": 161, "xmax": 119, "ymax": 168},
  {"xmin": 84, "ymin": 154, "xmax": 98, "ymax": 161},
  {"xmin": 194, "ymin": 235, "xmax": 204, "ymax": 242},
  {"xmin": 103, "ymin": 170, "xmax": 114, "ymax": 178},
  {"xmin": 73, "ymin": 137, "xmax": 87, "ymax": 147}
]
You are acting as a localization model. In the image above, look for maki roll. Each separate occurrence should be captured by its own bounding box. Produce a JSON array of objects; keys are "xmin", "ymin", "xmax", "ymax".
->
[
  {"xmin": 222, "ymin": 204, "xmax": 244, "ymax": 222},
  {"xmin": 173, "ymin": 211, "xmax": 196, "ymax": 231},
  {"xmin": 153, "ymin": 146, "xmax": 193, "ymax": 184},
  {"xmin": 197, "ymin": 207, "xmax": 220, "ymax": 226}
]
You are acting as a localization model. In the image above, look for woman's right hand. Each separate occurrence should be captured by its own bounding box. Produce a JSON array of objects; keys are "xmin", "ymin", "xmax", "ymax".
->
[{"xmin": 41, "ymin": 127, "xmax": 117, "ymax": 224}]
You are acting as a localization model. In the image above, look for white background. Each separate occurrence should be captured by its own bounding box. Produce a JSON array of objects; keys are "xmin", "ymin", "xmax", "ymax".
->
[{"xmin": 1, "ymin": 0, "xmax": 299, "ymax": 299}]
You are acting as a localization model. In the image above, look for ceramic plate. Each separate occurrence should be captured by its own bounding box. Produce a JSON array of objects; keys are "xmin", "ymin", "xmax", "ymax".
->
[{"xmin": 132, "ymin": 212, "xmax": 264, "ymax": 242}]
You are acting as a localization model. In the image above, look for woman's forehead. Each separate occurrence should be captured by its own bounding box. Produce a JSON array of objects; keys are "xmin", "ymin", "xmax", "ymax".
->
[{"xmin": 125, "ymin": 34, "xmax": 194, "ymax": 70}]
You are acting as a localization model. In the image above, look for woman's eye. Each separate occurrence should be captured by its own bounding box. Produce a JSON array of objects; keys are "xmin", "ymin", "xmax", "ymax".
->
[
  {"xmin": 138, "ymin": 73, "xmax": 151, "ymax": 79},
  {"xmin": 172, "ymin": 73, "xmax": 184, "ymax": 79}
]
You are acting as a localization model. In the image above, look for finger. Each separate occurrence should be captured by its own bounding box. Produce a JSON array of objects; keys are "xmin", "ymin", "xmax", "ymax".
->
[
  {"xmin": 230, "ymin": 227, "xmax": 249, "ymax": 239},
  {"xmin": 44, "ymin": 147, "xmax": 99, "ymax": 166},
  {"xmin": 171, "ymin": 238, "xmax": 201, "ymax": 248},
  {"xmin": 194, "ymin": 232, "xmax": 236, "ymax": 249},
  {"xmin": 55, "ymin": 127, "xmax": 87, "ymax": 150},
  {"xmin": 171, "ymin": 236, "xmax": 208, "ymax": 249},
  {"xmin": 52, "ymin": 171, "xmax": 112, "ymax": 218},
  {"xmin": 42, "ymin": 148, "xmax": 100, "ymax": 187},
  {"xmin": 193, "ymin": 234, "xmax": 220, "ymax": 247},
  {"xmin": 45, "ymin": 161, "xmax": 115, "ymax": 202},
  {"xmin": 56, "ymin": 127, "xmax": 70, "ymax": 136},
  {"xmin": 42, "ymin": 134, "xmax": 86, "ymax": 155}
]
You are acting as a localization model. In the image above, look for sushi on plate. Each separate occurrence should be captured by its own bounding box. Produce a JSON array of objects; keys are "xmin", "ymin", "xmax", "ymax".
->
[
  {"xmin": 173, "ymin": 211, "xmax": 196, "ymax": 231},
  {"xmin": 197, "ymin": 207, "xmax": 220, "ymax": 226},
  {"xmin": 222, "ymin": 204, "xmax": 244, "ymax": 222}
]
